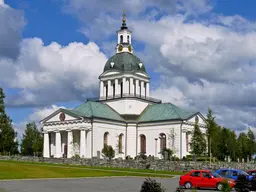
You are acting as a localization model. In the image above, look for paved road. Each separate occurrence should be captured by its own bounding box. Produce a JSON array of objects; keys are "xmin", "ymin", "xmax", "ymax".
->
[{"xmin": 0, "ymin": 177, "xmax": 215, "ymax": 192}]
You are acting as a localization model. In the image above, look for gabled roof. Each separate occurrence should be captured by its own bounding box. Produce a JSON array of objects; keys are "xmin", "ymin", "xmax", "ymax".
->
[
  {"xmin": 138, "ymin": 103, "xmax": 198, "ymax": 123},
  {"xmin": 71, "ymin": 101, "xmax": 125, "ymax": 122},
  {"xmin": 40, "ymin": 108, "xmax": 83, "ymax": 123}
]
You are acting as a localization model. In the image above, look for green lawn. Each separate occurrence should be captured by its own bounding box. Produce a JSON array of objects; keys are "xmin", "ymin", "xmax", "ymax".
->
[{"xmin": 0, "ymin": 161, "xmax": 178, "ymax": 180}]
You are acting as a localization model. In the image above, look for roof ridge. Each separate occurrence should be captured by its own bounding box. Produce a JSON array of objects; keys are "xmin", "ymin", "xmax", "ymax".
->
[{"xmin": 88, "ymin": 101, "xmax": 95, "ymax": 118}]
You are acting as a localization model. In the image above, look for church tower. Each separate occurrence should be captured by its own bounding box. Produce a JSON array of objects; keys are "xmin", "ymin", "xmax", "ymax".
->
[
  {"xmin": 97, "ymin": 11, "xmax": 161, "ymax": 118},
  {"xmin": 115, "ymin": 10, "xmax": 133, "ymax": 54}
]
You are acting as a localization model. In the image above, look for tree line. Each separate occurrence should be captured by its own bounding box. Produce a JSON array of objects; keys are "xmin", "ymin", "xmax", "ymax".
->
[
  {"xmin": 190, "ymin": 108, "xmax": 256, "ymax": 162},
  {"xmin": 0, "ymin": 87, "xmax": 256, "ymax": 161}
]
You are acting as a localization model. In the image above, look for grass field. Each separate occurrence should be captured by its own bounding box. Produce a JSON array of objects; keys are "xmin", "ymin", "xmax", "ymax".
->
[{"xmin": 0, "ymin": 161, "xmax": 179, "ymax": 180}]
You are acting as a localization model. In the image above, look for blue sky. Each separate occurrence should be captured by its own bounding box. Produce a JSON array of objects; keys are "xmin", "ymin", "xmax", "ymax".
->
[{"xmin": 1, "ymin": 0, "xmax": 256, "ymax": 138}]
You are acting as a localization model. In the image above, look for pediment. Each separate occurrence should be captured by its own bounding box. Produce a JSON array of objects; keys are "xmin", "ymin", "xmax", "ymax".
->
[
  {"xmin": 185, "ymin": 112, "xmax": 206, "ymax": 126},
  {"xmin": 40, "ymin": 109, "xmax": 83, "ymax": 124}
]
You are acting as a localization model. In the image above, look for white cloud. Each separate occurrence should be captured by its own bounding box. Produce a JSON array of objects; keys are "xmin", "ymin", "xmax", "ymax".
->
[
  {"xmin": 0, "ymin": 38, "xmax": 107, "ymax": 106},
  {"xmin": 0, "ymin": 0, "xmax": 25, "ymax": 59}
]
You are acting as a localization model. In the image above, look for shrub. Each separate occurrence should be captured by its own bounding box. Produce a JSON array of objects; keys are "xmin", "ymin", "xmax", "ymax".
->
[
  {"xmin": 161, "ymin": 148, "xmax": 173, "ymax": 160},
  {"xmin": 140, "ymin": 178, "xmax": 166, "ymax": 192},
  {"xmin": 101, "ymin": 144, "xmax": 115, "ymax": 160},
  {"xmin": 145, "ymin": 163, "xmax": 151, "ymax": 169}
]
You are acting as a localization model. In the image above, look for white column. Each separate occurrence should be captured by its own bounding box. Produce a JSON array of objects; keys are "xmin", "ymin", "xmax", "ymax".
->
[
  {"xmin": 135, "ymin": 80, "xmax": 139, "ymax": 96},
  {"xmin": 86, "ymin": 131, "xmax": 91, "ymax": 158},
  {"xmin": 100, "ymin": 81, "xmax": 104, "ymax": 98},
  {"xmin": 55, "ymin": 131, "xmax": 62, "ymax": 158},
  {"xmin": 43, "ymin": 132, "xmax": 50, "ymax": 158},
  {"xmin": 140, "ymin": 81, "xmax": 145, "ymax": 97},
  {"xmin": 115, "ymin": 79, "xmax": 118, "ymax": 97},
  {"xmin": 80, "ymin": 129, "xmax": 86, "ymax": 158},
  {"xmin": 130, "ymin": 78, "xmax": 134, "ymax": 95},
  {"xmin": 146, "ymin": 82, "xmax": 149, "ymax": 97},
  {"xmin": 103, "ymin": 83, "xmax": 106, "ymax": 98},
  {"xmin": 67, "ymin": 130, "xmax": 73, "ymax": 158},
  {"xmin": 122, "ymin": 77, "xmax": 126, "ymax": 95}
]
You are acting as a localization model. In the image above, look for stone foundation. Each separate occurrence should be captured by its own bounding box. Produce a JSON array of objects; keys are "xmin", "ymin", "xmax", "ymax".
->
[{"xmin": 1, "ymin": 155, "xmax": 256, "ymax": 172}]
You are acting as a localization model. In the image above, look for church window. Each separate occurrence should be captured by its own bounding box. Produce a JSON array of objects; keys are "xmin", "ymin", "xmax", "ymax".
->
[
  {"xmin": 140, "ymin": 134, "xmax": 146, "ymax": 154},
  {"xmin": 103, "ymin": 132, "xmax": 109, "ymax": 146},
  {"xmin": 120, "ymin": 35, "xmax": 123, "ymax": 43},
  {"xmin": 159, "ymin": 133, "xmax": 166, "ymax": 152},
  {"xmin": 118, "ymin": 134, "xmax": 123, "ymax": 153},
  {"xmin": 127, "ymin": 35, "xmax": 130, "ymax": 43}
]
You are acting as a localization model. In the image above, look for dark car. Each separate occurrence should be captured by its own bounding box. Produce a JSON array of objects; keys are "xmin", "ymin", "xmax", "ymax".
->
[
  {"xmin": 216, "ymin": 168, "xmax": 253, "ymax": 181},
  {"xmin": 247, "ymin": 170, "xmax": 256, "ymax": 176}
]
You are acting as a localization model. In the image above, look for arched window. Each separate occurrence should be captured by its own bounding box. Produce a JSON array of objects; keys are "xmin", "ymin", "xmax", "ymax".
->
[
  {"xmin": 118, "ymin": 134, "xmax": 123, "ymax": 153},
  {"xmin": 159, "ymin": 133, "xmax": 166, "ymax": 152},
  {"xmin": 120, "ymin": 35, "xmax": 123, "ymax": 43},
  {"xmin": 140, "ymin": 134, "xmax": 146, "ymax": 154},
  {"xmin": 103, "ymin": 132, "xmax": 109, "ymax": 146},
  {"xmin": 127, "ymin": 35, "xmax": 130, "ymax": 43}
]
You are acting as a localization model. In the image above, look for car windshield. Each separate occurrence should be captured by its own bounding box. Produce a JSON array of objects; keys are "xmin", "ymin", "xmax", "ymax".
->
[
  {"xmin": 211, "ymin": 171, "xmax": 221, "ymax": 178},
  {"xmin": 240, "ymin": 170, "xmax": 249, "ymax": 176}
]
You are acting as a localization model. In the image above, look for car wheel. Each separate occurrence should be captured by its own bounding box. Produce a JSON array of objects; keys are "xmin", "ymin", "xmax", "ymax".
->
[
  {"xmin": 184, "ymin": 182, "xmax": 192, "ymax": 189},
  {"xmin": 216, "ymin": 183, "xmax": 223, "ymax": 191}
]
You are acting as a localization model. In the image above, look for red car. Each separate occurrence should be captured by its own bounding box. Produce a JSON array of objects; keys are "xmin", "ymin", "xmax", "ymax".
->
[{"xmin": 179, "ymin": 170, "xmax": 235, "ymax": 190}]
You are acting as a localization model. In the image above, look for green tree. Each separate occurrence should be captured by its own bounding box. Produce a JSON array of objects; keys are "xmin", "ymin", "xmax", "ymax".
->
[
  {"xmin": 205, "ymin": 108, "xmax": 218, "ymax": 157},
  {"xmin": 237, "ymin": 132, "xmax": 249, "ymax": 162},
  {"xmin": 190, "ymin": 119, "xmax": 207, "ymax": 157},
  {"xmin": 101, "ymin": 144, "xmax": 115, "ymax": 160},
  {"xmin": 216, "ymin": 128, "xmax": 237, "ymax": 161},
  {"xmin": 20, "ymin": 122, "xmax": 43, "ymax": 156},
  {"xmin": 247, "ymin": 128, "xmax": 256, "ymax": 161},
  {"xmin": 0, "ymin": 88, "xmax": 19, "ymax": 154}
]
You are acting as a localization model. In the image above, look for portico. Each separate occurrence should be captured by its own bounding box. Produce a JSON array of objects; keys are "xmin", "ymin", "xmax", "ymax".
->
[{"xmin": 42, "ymin": 118, "xmax": 92, "ymax": 158}]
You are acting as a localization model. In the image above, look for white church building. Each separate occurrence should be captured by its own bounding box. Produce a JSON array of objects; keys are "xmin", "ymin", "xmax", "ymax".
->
[{"xmin": 41, "ymin": 13, "xmax": 207, "ymax": 160}]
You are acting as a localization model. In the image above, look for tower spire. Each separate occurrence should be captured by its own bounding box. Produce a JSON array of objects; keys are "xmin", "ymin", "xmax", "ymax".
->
[{"xmin": 121, "ymin": 10, "xmax": 128, "ymax": 30}]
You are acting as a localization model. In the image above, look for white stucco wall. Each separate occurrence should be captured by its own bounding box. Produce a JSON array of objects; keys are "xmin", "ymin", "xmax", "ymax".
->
[
  {"xmin": 92, "ymin": 121, "xmax": 126, "ymax": 159},
  {"xmin": 105, "ymin": 99, "xmax": 149, "ymax": 115},
  {"xmin": 137, "ymin": 122, "xmax": 181, "ymax": 158}
]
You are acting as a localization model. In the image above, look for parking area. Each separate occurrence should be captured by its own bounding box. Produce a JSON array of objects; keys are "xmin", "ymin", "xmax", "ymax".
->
[{"xmin": 0, "ymin": 177, "xmax": 215, "ymax": 192}]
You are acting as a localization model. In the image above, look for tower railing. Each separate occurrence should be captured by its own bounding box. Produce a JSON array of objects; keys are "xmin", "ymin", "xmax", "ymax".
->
[{"xmin": 86, "ymin": 93, "xmax": 162, "ymax": 103}]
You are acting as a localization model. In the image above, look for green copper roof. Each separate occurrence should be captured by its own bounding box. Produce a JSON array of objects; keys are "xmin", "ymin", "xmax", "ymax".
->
[
  {"xmin": 70, "ymin": 101, "xmax": 124, "ymax": 122},
  {"xmin": 103, "ymin": 52, "xmax": 147, "ymax": 73},
  {"xmin": 138, "ymin": 103, "xmax": 197, "ymax": 123}
]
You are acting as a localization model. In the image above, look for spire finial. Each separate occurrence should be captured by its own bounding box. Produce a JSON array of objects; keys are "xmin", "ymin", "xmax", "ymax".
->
[
  {"xmin": 121, "ymin": 10, "xmax": 128, "ymax": 30},
  {"xmin": 122, "ymin": 10, "xmax": 126, "ymax": 23}
]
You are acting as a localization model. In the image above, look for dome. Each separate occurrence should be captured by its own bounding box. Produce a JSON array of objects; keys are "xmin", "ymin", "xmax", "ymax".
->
[{"xmin": 103, "ymin": 52, "xmax": 147, "ymax": 73}]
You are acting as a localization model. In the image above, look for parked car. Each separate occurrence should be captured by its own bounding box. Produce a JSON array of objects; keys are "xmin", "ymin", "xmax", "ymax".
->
[
  {"xmin": 247, "ymin": 170, "xmax": 256, "ymax": 176},
  {"xmin": 179, "ymin": 169, "xmax": 235, "ymax": 190},
  {"xmin": 216, "ymin": 168, "xmax": 253, "ymax": 181}
]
